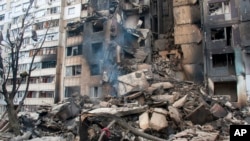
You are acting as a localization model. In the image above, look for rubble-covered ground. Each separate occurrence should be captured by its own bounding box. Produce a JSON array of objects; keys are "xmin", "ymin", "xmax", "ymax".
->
[{"xmin": 1, "ymin": 76, "xmax": 250, "ymax": 141}]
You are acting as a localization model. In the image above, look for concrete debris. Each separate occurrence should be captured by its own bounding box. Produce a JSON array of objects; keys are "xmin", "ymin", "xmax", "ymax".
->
[
  {"xmin": 173, "ymin": 94, "xmax": 188, "ymax": 108},
  {"xmin": 151, "ymin": 82, "xmax": 174, "ymax": 89},
  {"xmin": 139, "ymin": 111, "xmax": 150, "ymax": 130},
  {"xmin": 149, "ymin": 112, "xmax": 168, "ymax": 131}
]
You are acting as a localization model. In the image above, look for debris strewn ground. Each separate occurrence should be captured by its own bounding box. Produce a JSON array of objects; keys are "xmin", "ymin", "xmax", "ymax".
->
[{"xmin": 1, "ymin": 77, "xmax": 249, "ymax": 141}]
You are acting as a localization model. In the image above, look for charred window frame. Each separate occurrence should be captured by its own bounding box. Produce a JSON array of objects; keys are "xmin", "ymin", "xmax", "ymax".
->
[
  {"xmin": 92, "ymin": 20, "xmax": 104, "ymax": 32},
  {"xmin": 65, "ymin": 86, "xmax": 80, "ymax": 97},
  {"xmin": 208, "ymin": 1, "xmax": 230, "ymax": 16},
  {"xmin": 66, "ymin": 65, "xmax": 82, "ymax": 76},
  {"xmin": 42, "ymin": 61, "xmax": 56, "ymax": 68},
  {"xmin": 66, "ymin": 45, "xmax": 82, "ymax": 56},
  {"xmin": 212, "ymin": 53, "xmax": 235, "ymax": 69},
  {"xmin": 211, "ymin": 27, "xmax": 232, "ymax": 46},
  {"xmin": 67, "ymin": 25, "xmax": 83, "ymax": 37}
]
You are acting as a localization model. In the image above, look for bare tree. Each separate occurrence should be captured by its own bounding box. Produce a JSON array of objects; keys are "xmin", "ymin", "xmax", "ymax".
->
[{"xmin": 0, "ymin": 0, "xmax": 49, "ymax": 135}]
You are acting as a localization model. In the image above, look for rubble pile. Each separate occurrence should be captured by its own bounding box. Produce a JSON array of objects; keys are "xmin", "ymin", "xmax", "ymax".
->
[
  {"xmin": 78, "ymin": 78, "xmax": 250, "ymax": 141},
  {"xmin": 0, "ymin": 78, "xmax": 250, "ymax": 141}
]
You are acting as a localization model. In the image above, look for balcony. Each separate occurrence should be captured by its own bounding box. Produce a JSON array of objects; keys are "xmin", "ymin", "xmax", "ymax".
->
[
  {"xmin": 67, "ymin": 35, "xmax": 83, "ymax": 47},
  {"xmin": 31, "ymin": 68, "xmax": 56, "ymax": 77},
  {"xmin": 24, "ymin": 98, "xmax": 54, "ymax": 105}
]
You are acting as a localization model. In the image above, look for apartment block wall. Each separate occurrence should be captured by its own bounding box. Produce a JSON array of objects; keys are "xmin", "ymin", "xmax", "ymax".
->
[{"xmin": 202, "ymin": 0, "xmax": 250, "ymax": 106}]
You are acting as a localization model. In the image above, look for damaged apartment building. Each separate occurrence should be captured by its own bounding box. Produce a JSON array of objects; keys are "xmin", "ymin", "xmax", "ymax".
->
[
  {"xmin": 63, "ymin": 0, "xmax": 175, "ymax": 100},
  {"xmin": 201, "ymin": 0, "xmax": 250, "ymax": 107},
  {"xmin": 64, "ymin": 0, "xmax": 250, "ymax": 106}
]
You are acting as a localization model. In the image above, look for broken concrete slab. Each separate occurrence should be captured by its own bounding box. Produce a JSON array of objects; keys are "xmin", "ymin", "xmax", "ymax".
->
[
  {"xmin": 139, "ymin": 111, "xmax": 150, "ymax": 130},
  {"xmin": 153, "ymin": 108, "xmax": 168, "ymax": 116},
  {"xmin": 99, "ymin": 101, "xmax": 111, "ymax": 107},
  {"xmin": 118, "ymin": 71, "xmax": 149, "ymax": 96},
  {"xmin": 50, "ymin": 101, "xmax": 80, "ymax": 121},
  {"xmin": 151, "ymin": 94, "xmax": 176, "ymax": 104},
  {"xmin": 168, "ymin": 106, "xmax": 181, "ymax": 123},
  {"xmin": 210, "ymin": 103, "xmax": 228, "ymax": 118},
  {"xmin": 151, "ymin": 82, "xmax": 174, "ymax": 89},
  {"xmin": 88, "ymin": 106, "xmax": 148, "ymax": 116},
  {"xmin": 173, "ymin": 94, "xmax": 188, "ymax": 108},
  {"xmin": 149, "ymin": 112, "xmax": 168, "ymax": 131}
]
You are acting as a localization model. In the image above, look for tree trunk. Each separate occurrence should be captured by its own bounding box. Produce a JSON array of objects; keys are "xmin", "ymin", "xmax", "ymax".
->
[{"xmin": 6, "ymin": 103, "xmax": 21, "ymax": 135}]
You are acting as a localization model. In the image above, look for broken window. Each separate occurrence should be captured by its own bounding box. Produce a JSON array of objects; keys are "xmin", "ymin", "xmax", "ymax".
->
[
  {"xmin": 65, "ymin": 86, "xmax": 80, "ymax": 97},
  {"xmin": 90, "ymin": 86, "xmax": 102, "ymax": 98},
  {"xmin": 90, "ymin": 64, "xmax": 100, "ymax": 75},
  {"xmin": 92, "ymin": 42, "xmax": 103, "ymax": 58},
  {"xmin": 66, "ymin": 45, "xmax": 82, "ymax": 56},
  {"xmin": 67, "ymin": 24, "xmax": 83, "ymax": 37},
  {"xmin": 211, "ymin": 27, "xmax": 231, "ymax": 45},
  {"xmin": 42, "ymin": 61, "xmax": 56, "ymax": 68},
  {"xmin": 211, "ymin": 27, "xmax": 225, "ymax": 40},
  {"xmin": 39, "ymin": 91, "xmax": 54, "ymax": 98},
  {"xmin": 66, "ymin": 65, "xmax": 82, "ymax": 76},
  {"xmin": 214, "ymin": 81, "xmax": 237, "ymax": 102},
  {"xmin": 209, "ymin": 1, "xmax": 230, "ymax": 16},
  {"xmin": 212, "ymin": 53, "xmax": 235, "ymax": 70},
  {"xmin": 92, "ymin": 21, "xmax": 104, "ymax": 32}
]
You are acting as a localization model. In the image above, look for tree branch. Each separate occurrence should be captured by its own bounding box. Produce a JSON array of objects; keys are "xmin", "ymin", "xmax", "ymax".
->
[{"xmin": 16, "ymin": 25, "xmax": 50, "ymax": 113}]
